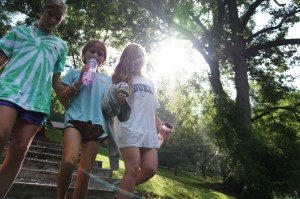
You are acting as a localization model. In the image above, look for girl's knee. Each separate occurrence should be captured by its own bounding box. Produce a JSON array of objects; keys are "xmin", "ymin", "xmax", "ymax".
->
[
  {"xmin": 125, "ymin": 165, "xmax": 140, "ymax": 178},
  {"xmin": 0, "ymin": 130, "xmax": 10, "ymax": 143},
  {"xmin": 78, "ymin": 164, "xmax": 93, "ymax": 174},
  {"xmin": 61, "ymin": 157, "xmax": 77, "ymax": 170},
  {"xmin": 9, "ymin": 142, "xmax": 30, "ymax": 158},
  {"xmin": 147, "ymin": 166, "xmax": 157, "ymax": 177}
]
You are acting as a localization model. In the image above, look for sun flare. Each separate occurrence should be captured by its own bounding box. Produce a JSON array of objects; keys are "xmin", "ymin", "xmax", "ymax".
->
[
  {"xmin": 152, "ymin": 42, "xmax": 184, "ymax": 74},
  {"xmin": 149, "ymin": 38, "xmax": 207, "ymax": 82}
]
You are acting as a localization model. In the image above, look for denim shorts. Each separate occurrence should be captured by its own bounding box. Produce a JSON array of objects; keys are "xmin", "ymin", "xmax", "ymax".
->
[
  {"xmin": 64, "ymin": 120, "xmax": 107, "ymax": 142},
  {"xmin": 0, "ymin": 99, "xmax": 45, "ymax": 126}
]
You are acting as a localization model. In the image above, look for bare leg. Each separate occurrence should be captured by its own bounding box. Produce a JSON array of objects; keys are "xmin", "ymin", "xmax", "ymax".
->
[
  {"xmin": 118, "ymin": 147, "xmax": 140, "ymax": 199},
  {"xmin": 72, "ymin": 140, "xmax": 100, "ymax": 199},
  {"xmin": 0, "ymin": 118, "xmax": 40, "ymax": 198},
  {"xmin": 56, "ymin": 128, "xmax": 81, "ymax": 199},
  {"xmin": 0, "ymin": 106, "xmax": 17, "ymax": 162},
  {"xmin": 135, "ymin": 148, "xmax": 158, "ymax": 186}
]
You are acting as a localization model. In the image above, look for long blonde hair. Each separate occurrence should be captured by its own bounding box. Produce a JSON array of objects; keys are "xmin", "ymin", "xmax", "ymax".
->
[{"xmin": 112, "ymin": 43, "xmax": 146, "ymax": 90}]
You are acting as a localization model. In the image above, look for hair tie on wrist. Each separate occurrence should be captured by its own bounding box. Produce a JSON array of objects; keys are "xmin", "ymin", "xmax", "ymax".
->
[{"xmin": 71, "ymin": 83, "xmax": 80, "ymax": 91}]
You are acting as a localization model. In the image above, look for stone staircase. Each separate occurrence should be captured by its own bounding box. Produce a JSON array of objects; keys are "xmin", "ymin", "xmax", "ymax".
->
[{"xmin": 2, "ymin": 136, "xmax": 119, "ymax": 199}]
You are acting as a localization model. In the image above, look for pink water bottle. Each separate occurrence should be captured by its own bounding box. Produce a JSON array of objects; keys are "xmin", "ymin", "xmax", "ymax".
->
[
  {"xmin": 82, "ymin": 58, "xmax": 98, "ymax": 85},
  {"xmin": 158, "ymin": 121, "xmax": 173, "ymax": 147}
]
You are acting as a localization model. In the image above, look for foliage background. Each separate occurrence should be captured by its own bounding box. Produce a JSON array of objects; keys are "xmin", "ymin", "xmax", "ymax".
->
[{"xmin": 1, "ymin": 0, "xmax": 300, "ymax": 198}]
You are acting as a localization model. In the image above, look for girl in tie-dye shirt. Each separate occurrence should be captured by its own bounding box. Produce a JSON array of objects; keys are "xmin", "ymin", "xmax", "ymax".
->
[{"xmin": 0, "ymin": 0, "xmax": 68, "ymax": 197}]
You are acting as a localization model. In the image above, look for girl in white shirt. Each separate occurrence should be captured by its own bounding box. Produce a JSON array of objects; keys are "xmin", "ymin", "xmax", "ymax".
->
[{"xmin": 112, "ymin": 43, "xmax": 164, "ymax": 199}]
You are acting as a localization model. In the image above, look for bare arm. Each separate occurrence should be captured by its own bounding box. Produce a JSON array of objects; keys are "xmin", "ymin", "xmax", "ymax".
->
[
  {"xmin": 52, "ymin": 72, "xmax": 77, "ymax": 108},
  {"xmin": 155, "ymin": 113, "xmax": 163, "ymax": 130},
  {"xmin": 52, "ymin": 68, "xmax": 84, "ymax": 96},
  {"xmin": 52, "ymin": 66, "xmax": 86, "ymax": 108},
  {"xmin": 52, "ymin": 72, "xmax": 65, "ymax": 95},
  {"xmin": 0, "ymin": 49, "xmax": 9, "ymax": 69}
]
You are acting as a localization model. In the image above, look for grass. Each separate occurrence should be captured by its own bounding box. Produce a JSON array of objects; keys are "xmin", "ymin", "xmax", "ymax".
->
[{"xmin": 45, "ymin": 126, "xmax": 236, "ymax": 199}]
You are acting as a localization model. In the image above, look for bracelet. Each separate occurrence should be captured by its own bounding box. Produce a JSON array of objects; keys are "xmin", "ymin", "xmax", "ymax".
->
[
  {"xmin": 71, "ymin": 82, "xmax": 80, "ymax": 91},
  {"xmin": 57, "ymin": 86, "xmax": 75, "ymax": 109}
]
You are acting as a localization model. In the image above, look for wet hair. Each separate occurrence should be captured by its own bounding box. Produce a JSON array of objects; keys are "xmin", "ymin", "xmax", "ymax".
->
[
  {"xmin": 81, "ymin": 39, "xmax": 107, "ymax": 65},
  {"xmin": 41, "ymin": 0, "xmax": 68, "ymax": 17},
  {"xmin": 112, "ymin": 43, "xmax": 146, "ymax": 89}
]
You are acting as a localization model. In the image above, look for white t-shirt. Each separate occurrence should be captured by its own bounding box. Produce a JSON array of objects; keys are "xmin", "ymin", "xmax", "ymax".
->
[{"xmin": 114, "ymin": 75, "xmax": 160, "ymax": 148}]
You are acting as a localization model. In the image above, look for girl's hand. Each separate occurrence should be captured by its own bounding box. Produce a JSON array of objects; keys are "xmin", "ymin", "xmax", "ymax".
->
[
  {"xmin": 116, "ymin": 90, "xmax": 127, "ymax": 105},
  {"xmin": 72, "ymin": 65, "xmax": 89, "ymax": 90},
  {"xmin": 79, "ymin": 65, "xmax": 89, "ymax": 80}
]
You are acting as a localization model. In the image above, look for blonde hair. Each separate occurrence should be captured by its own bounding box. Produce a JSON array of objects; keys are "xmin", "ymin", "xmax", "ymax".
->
[
  {"xmin": 112, "ymin": 43, "xmax": 146, "ymax": 89},
  {"xmin": 81, "ymin": 39, "xmax": 107, "ymax": 65},
  {"xmin": 41, "ymin": 0, "xmax": 68, "ymax": 16}
]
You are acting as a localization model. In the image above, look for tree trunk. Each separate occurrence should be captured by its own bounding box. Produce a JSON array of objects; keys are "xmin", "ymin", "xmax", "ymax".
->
[
  {"xmin": 208, "ymin": 60, "xmax": 226, "ymax": 96},
  {"xmin": 201, "ymin": 164, "xmax": 206, "ymax": 178},
  {"xmin": 228, "ymin": 0, "xmax": 251, "ymax": 133},
  {"xmin": 174, "ymin": 166, "xmax": 179, "ymax": 176}
]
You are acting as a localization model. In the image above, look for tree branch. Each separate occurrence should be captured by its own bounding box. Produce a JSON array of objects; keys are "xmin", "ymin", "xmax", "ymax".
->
[
  {"xmin": 246, "ymin": 9, "xmax": 300, "ymax": 42},
  {"xmin": 135, "ymin": 0, "xmax": 169, "ymax": 24},
  {"xmin": 246, "ymin": 39, "xmax": 300, "ymax": 58},
  {"xmin": 241, "ymin": 0, "xmax": 265, "ymax": 31},
  {"xmin": 189, "ymin": 14, "xmax": 208, "ymax": 31},
  {"xmin": 273, "ymin": 0, "xmax": 286, "ymax": 6},
  {"xmin": 251, "ymin": 102, "xmax": 300, "ymax": 122}
]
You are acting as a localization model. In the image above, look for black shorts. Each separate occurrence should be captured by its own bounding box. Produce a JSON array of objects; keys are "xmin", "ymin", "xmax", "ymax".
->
[{"xmin": 64, "ymin": 120, "xmax": 107, "ymax": 142}]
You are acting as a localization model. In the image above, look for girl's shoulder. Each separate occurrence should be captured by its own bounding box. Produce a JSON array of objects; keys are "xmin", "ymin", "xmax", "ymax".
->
[
  {"xmin": 50, "ymin": 34, "xmax": 68, "ymax": 48},
  {"xmin": 65, "ymin": 68, "xmax": 81, "ymax": 76},
  {"xmin": 98, "ymin": 73, "xmax": 112, "ymax": 84},
  {"xmin": 133, "ymin": 75, "xmax": 153, "ymax": 84},
  {"xmin": 97, "ymin": 72, "xmax": 111, "ymax": 79},
  {"xmin": 12, "ymin": 25, "xmax": 30, "ymax": 32}
]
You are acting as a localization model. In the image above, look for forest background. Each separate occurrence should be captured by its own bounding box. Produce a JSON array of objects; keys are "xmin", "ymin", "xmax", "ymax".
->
[{"xmin": 1, "ymin": 0, "xmax": 300, "ymax": 198}]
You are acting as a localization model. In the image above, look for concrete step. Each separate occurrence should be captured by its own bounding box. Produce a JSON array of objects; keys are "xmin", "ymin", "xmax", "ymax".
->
[
  {"xmin": 33, "ymin": 136, "xmax": 60, "ymax": 143},
  {"xmin": 27, "ymin": 144, "xmax": 63, "ymax": 155},
  {"xmin": 1, "ymin": 149, "xmax": 63, "ymax": 162},
  {"xmin": 16, "ymin": 168, "xmax": 116, "ymax": 190},
  {"xmin": 3, "ymin": 136, "xmax": 133, "ymax": 199},
  {"xmin": 1, "ymin": 158, "xmax": 104, "ymax": 174},
  {"xmin": 16, "ymin": 168, "xmax": 113, "ymax": 187},
  {"xmin": 7, "ymin": 182, "xmax": 116, "ymax": 199},
  {"xmin": 31, "ymin": 139, "xmax": 63, "ymax": 149},
  {"xmin": 8, "ymin": 140, "xmax": 62, "ymax": 154},
  {"xmin": 27, "ymin": 144, "xmax": 102, "ymax": 167},
  {"xmin": 2, "ymin": 148, "xmax": 100, "ymax": 167}
]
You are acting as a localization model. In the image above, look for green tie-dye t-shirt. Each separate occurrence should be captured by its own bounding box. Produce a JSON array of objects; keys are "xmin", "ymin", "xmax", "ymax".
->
[{"xmin": 0, "ymin": 25, "xmax": 68, "ymax": 116}]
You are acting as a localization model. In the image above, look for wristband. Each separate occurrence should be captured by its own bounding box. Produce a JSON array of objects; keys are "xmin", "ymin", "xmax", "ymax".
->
[{"xmin": 71, "ymin": 82, "xmax": 80, "ymax": 91}]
